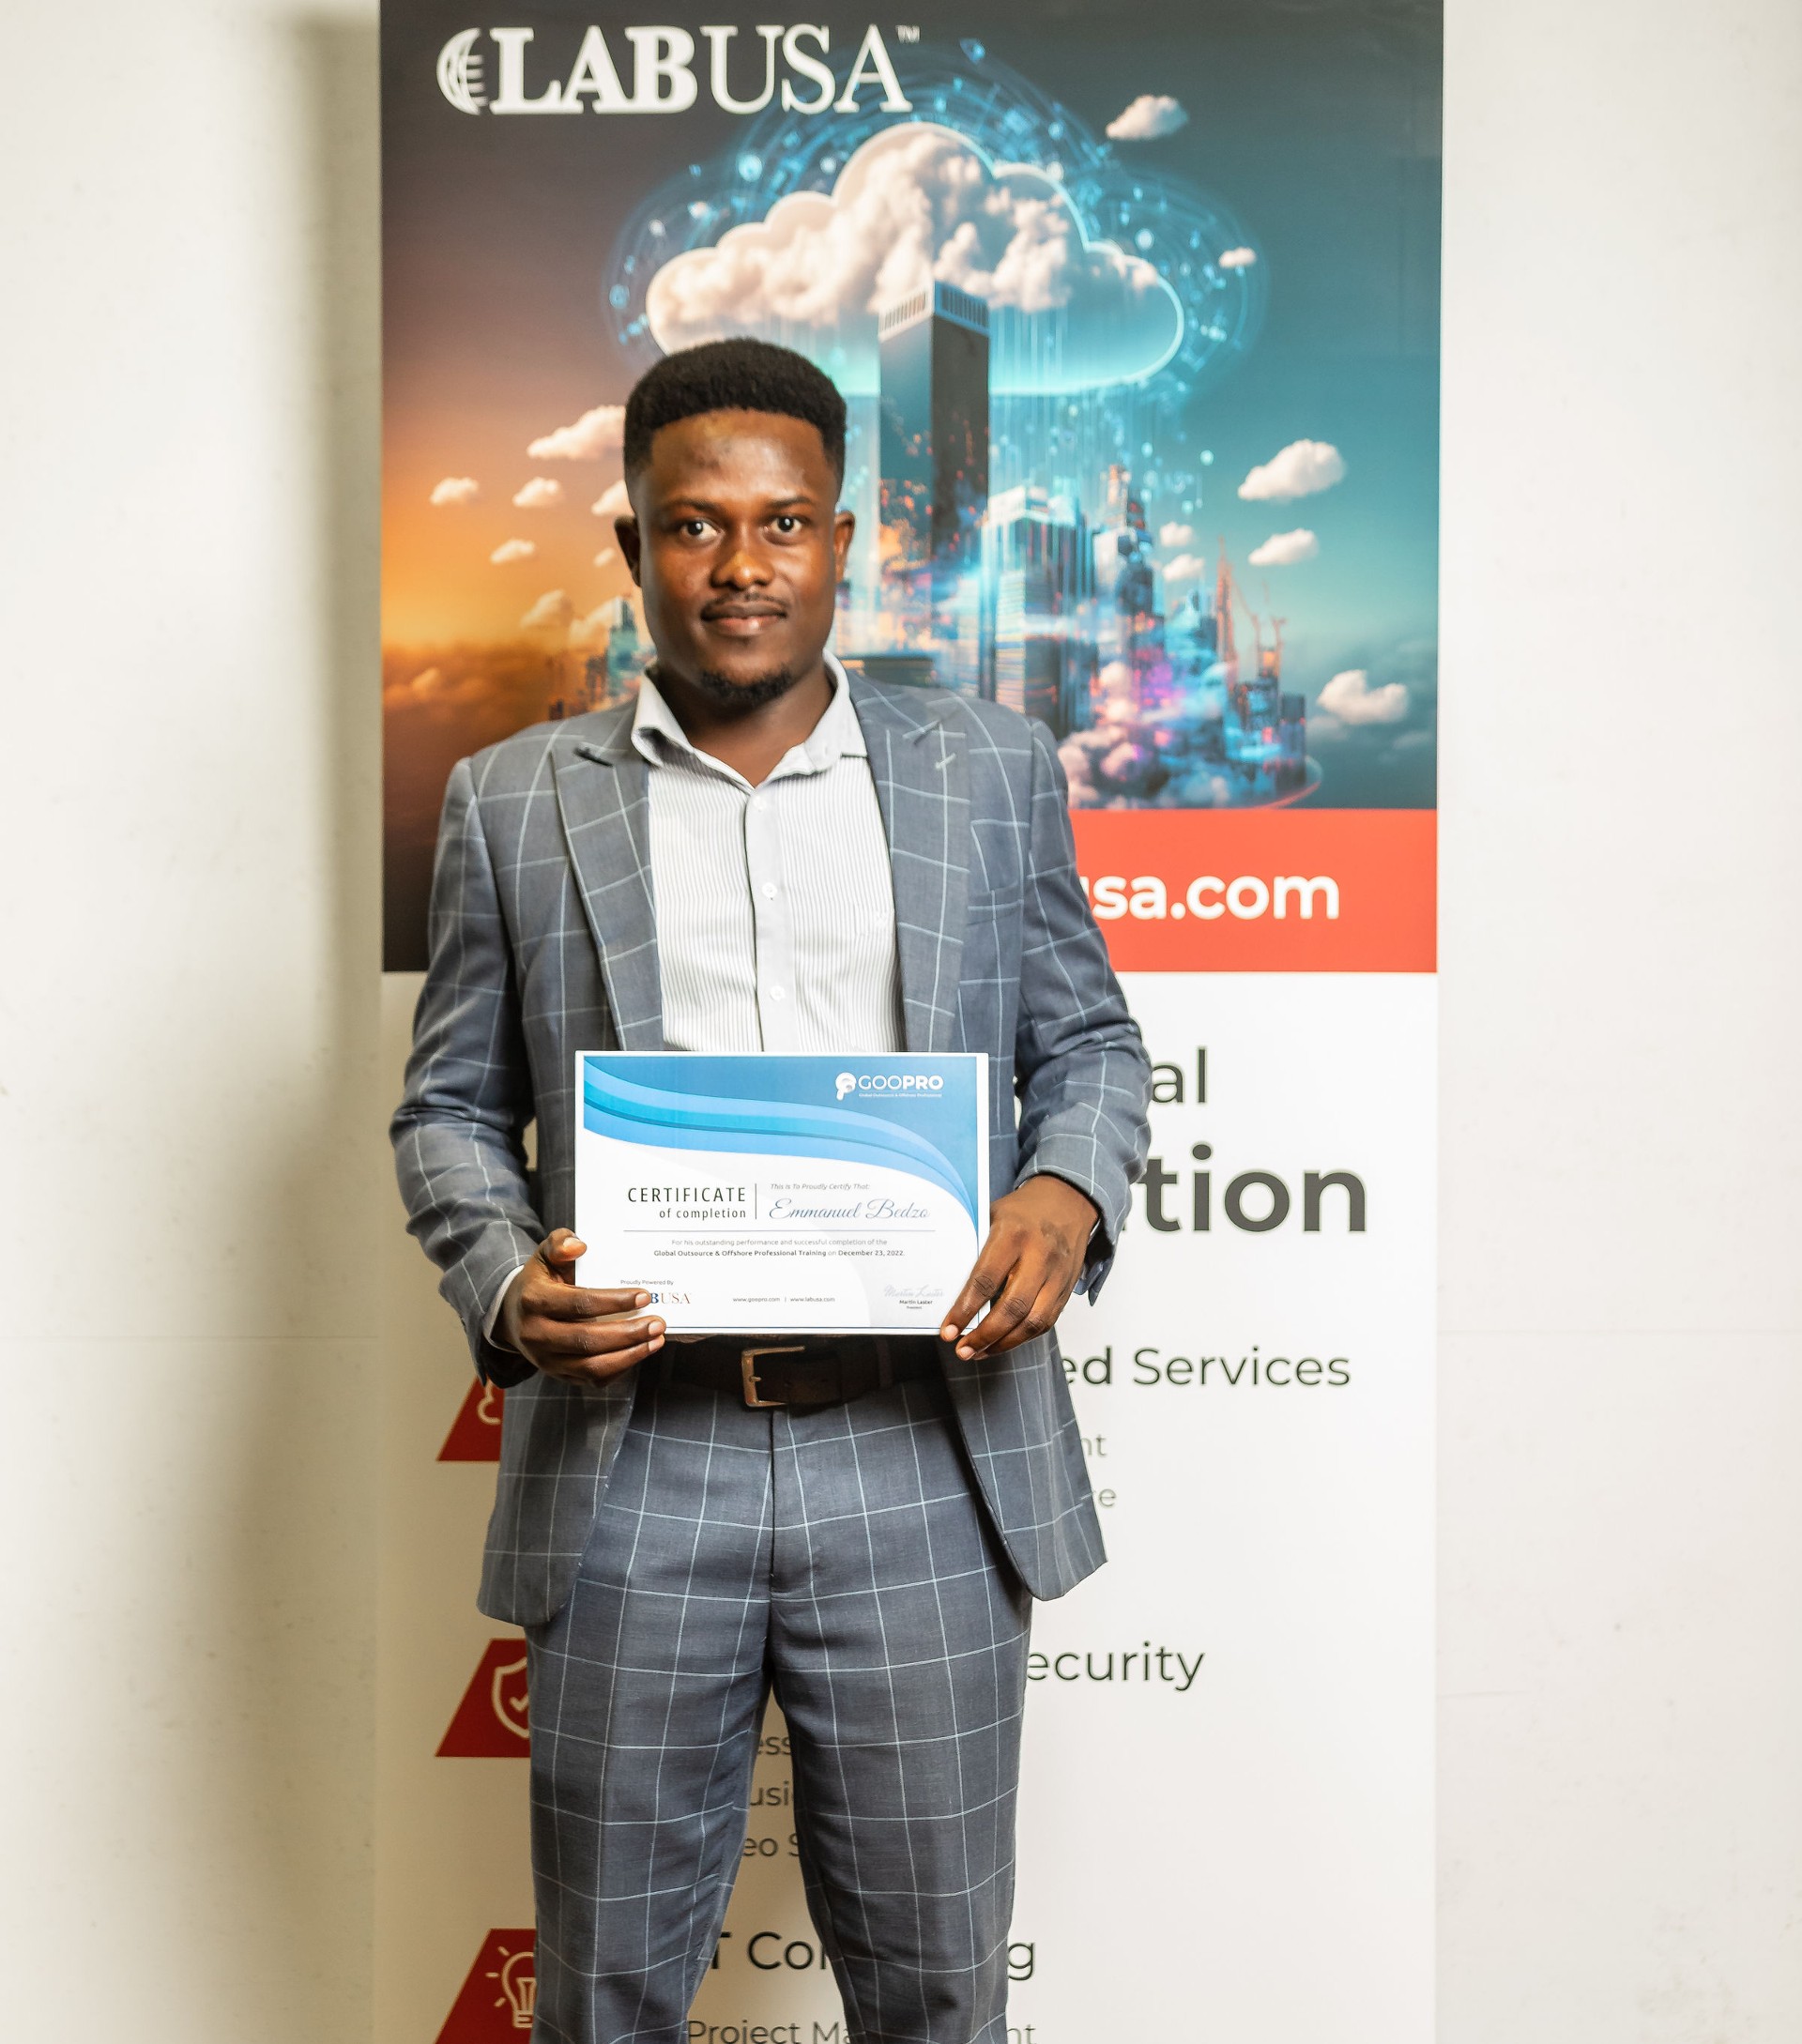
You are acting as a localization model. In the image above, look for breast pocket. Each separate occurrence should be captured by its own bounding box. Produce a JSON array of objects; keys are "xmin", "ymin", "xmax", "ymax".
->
[{"xmin": 966, "ymin": 884, "xmax": 1024, "ymax": 921}]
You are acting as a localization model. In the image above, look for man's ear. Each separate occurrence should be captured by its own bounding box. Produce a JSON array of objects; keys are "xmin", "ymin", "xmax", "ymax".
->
[
  {"xmin": 616, "ymin": 514, "xmax": 642, "ymax": 586},
  {"xmin": 832, "ymin": 508, "xmax": 856, "ymax": 579}
]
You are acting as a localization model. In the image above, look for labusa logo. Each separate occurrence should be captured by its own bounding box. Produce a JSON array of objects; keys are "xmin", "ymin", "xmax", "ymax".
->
[
  {"xmin": 836, "ymin": 1071, "xmax": 944, "ymax": 1100},
  {"xmin": 436, "ymin": 24, "xmax": 912, "ymax": 118}
]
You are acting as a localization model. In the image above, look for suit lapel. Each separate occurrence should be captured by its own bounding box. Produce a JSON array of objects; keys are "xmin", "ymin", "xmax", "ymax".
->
[
  {"xmin": 850, "ymin": 679, "xmax": 971, "ymax": 1054},
  {"xmin": 551, "ymin": 715, "xmax": 664, "ymax": 1051}
]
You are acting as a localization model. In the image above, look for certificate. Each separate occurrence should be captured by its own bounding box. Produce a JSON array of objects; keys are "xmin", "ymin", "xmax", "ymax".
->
[{"xmin": 573, "ymin": 1053, "xmax": 989, "ymax": 1335}]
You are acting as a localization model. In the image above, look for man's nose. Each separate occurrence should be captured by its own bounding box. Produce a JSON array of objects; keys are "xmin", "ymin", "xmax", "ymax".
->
[{"xmin": 715, "ymin": 532, "xmax": 773, "ymax": 586}]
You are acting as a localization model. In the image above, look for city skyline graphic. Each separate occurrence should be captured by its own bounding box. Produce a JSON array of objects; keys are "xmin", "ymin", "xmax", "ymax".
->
[{"xmin": 381, "ymin": 4, "xmax": 1441, "ymax": 966}]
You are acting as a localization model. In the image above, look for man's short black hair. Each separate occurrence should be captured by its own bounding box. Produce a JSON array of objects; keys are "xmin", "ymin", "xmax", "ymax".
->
[{"xmin": 623, "ymin": 339, "xmax": 847, "ymax": 488}]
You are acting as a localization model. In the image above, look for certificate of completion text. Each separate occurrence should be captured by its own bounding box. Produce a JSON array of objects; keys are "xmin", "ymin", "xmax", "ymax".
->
[{"xmin": 573, "ymin": 1053, "xmax": 990, "ymax": 1335}]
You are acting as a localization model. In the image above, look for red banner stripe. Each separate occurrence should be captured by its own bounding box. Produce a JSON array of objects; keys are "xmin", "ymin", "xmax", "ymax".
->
[{"xmin": 1068, "ymin": 809, "xmax": 1435, "ymax": 973}]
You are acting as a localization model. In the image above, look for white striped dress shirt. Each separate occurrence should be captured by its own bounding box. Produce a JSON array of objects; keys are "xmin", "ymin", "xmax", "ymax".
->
[
  {"xmin": 632, "ymin": 656, "xmax": 905, "ymax": 1056},
  {"xmin": 486, "ymin": 658, "xmax": 904, "ymax": 1341}
]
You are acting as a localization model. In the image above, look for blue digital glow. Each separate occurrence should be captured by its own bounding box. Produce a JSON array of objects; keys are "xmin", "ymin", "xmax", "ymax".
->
[{"xmin": 588, "ymin": 43, "xmax": 1311, "ymax": 814}]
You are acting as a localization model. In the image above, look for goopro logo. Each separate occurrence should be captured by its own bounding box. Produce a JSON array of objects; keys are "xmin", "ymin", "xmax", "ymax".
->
[{"xmin": 835, "ymin": 1071, "xmax": 945, "ymax": 1101}]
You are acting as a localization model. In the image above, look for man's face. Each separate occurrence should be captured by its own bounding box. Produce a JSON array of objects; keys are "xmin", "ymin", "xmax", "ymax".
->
[{"xmin": 618, "ymin": 408, "xmax": 854, "ymax": 704}]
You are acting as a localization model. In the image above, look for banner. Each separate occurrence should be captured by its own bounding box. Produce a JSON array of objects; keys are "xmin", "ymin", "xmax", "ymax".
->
[{"xmin": 379, "ymin": 5, "xmax": 1440, "ymax": 2035}]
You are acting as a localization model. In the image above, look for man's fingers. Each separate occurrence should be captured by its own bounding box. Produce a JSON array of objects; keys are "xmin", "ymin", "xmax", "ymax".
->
[
  {"xmin": 539, "ymin": 1229, "xmax": 586, "ymax": 1274},
  {"xmin": 527, "ymin": 1283, "xmax": 651, "ymax": 1323},
  {"xmin": 939, "ymin": 1231, "xmax": 1016, "ymax": 1344},
  {"xmin": 972, "ymin": 1273, "xmax": 1074, "ymax": 1358},
  {"xmin": 954, "ymin": 1253, "xmax": 1047, "ymax": 1357},
  {"xmin": 539, "ymin": 1331, "xmax": 666, "ymax": 1384},
  {"xmin": 527, "ymin": 1314, "xmax": 665, "ymax": 1360},
  {"xmin": 942, "ymin": 1204, "xmax": 1088, "ymax": 1358}
]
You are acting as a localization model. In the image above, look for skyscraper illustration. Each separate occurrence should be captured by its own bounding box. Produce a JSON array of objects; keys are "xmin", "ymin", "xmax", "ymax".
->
[
  {"xmin": 984, "ymin": 485, "xmax": 1097, "ymax": 733},
  {"xmin": 878, "ymin": 282, "xmax": 990, "ymax": 573},
  {"xmin": 597, "ymin": 598, "xmax": 644, "ymax": 707},
  {"xmin": 847, "ymin": 277, "xmax": 1312, "ymax": 801},
  {"xmin": 876, "ymin": 282, "xmax": 990, "ymax": 694}
]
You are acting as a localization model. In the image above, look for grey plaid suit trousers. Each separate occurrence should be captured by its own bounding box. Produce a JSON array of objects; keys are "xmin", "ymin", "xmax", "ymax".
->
[{"xmin": 528, "ymin": 1368, "xmax": 1031, "ymax": 2044}]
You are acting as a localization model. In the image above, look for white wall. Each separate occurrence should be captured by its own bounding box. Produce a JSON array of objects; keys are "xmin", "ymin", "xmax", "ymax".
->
[
  {"xmin": 0, "ymin": 5, "xmax": 383, "ymax": 2039},
  {"xmin": 1440, "ymin": 0, "xmax": 1802, "ymax": 2035},
  {"xmin": 0, "ymin": 2, "xmax": 1796, "ymax": 2039}
]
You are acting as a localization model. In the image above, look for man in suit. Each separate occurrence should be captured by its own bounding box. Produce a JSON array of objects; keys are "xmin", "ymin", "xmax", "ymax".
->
[{"xmin": 393, "ymin": 338, "xmax": 1150, "ymax": 2044}]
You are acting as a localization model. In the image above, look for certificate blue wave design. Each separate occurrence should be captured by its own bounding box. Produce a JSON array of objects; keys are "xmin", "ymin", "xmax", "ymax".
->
[{"xmin": 581, "ymin": 1060, "xmax": 979, "ymax": 1225}]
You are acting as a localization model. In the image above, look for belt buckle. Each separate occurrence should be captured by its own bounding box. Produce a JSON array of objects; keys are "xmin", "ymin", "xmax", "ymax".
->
[{"xmin": 741, "ymin": 1344, "xmax": 806, "ymax": 1408}]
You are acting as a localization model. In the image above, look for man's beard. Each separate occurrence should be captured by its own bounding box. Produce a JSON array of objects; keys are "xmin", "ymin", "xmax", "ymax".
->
[{"xmin": 688, "ymin": 663, "xmax": 801, "ymax": 712}]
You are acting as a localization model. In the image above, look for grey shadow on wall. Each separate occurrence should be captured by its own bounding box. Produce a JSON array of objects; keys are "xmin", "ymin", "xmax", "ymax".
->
[{"xmin": 185, "ymin": 13, "xmax": 384, "ymax": 2039}]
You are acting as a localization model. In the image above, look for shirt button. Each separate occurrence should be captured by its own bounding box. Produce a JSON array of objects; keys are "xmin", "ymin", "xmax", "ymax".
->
[
  {"xmin": 769, "ymin": 986, "xmax": 785, "ymax": 1001},
  {"xmin": 762, "ymin": 882, "xmax": 778, "ymax": 900}
]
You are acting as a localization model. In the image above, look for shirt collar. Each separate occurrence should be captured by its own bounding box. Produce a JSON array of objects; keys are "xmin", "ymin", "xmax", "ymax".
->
[{"xmin": 631, "ymin": 653, "xmax": 866, "ymax": 776}]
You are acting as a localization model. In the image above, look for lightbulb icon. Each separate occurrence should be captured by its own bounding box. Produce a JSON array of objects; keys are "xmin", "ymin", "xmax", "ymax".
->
[{"xmin": 496, "ymin": 1946, "xmax": 536, "ymax": 2029}]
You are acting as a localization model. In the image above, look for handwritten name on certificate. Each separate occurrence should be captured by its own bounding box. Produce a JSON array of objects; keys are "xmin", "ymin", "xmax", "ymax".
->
[{"xmin": 573, "ymin": 1053, "xmax": 990, "ymax": 1335}]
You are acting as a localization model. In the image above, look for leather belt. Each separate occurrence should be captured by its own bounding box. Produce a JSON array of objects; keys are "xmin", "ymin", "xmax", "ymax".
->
[{"xmin": 653, "ymin": 1336, "xmax": 943, "ymax": 1409}]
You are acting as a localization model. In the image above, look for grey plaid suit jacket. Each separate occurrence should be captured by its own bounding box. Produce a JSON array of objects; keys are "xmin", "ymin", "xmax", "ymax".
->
[{"xmin": 392, "ymin": 675, "xmax": 1152, "ymax": 1626}]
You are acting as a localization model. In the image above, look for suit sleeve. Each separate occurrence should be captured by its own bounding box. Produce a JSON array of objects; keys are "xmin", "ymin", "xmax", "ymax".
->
[
  {"xmin": 389, "ymin": 756, "xmax": 543, "ymax": 1386},
  {"xmin": 1011, "ymin": 720, "xmax": 1153, "ymax": 1298}
]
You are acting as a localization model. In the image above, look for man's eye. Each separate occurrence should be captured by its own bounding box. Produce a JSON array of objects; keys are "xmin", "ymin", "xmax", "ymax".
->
[
  {"xmin": 771, "ymin": 515, "xmax": 802, "ymax": 535},
  {"xmin": 681, "ymin": 520, "xmax": 711, "ymax": 539}
]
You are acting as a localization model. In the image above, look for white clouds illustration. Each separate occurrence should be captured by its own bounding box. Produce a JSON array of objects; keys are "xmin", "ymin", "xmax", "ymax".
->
[
  {"xmin": 430, "ymin": 476, "xmax": 480, "ymax": 506},
  {"xmin": 593, "ymin": 546, "xmax": 618, "ymax": 569},
  {"xmin": 1107, "ymin": 95, "xmax": 1188, "ymax": 141},
  {"xmin": 1162, "ymin": 552, "xmax": 1209, "ymax": 582},
  {"xmin": 569, "ymin": 603, "xmax": 614, "ymax": 653},
  {"xmin": 521, "ymin": 589, "xmax": 574, "ymax": 633},
  {"xmin": 1159, "ymin": 521, "xmax": 1195, "ymax": 550},
  {"xmin": 646, "ymin": 122, "xmax": 1181, "ymax": 395},
  {"xmin": 527, "ymin": 404, "xmax": 625, "ymax": 461},
  {"xmin": 490, "ymin": 539, "xmax": 537, "ymax": 564},
  {"xmin": 1248, "ymin": 527, "xmax": 1319, "ymax": 566},
  {"xmin": 591, "ymin": 480, "xmax": 631, "ymax": 519},
  {"xmin": 1218, "ymin": 247, "xmax": 1257, "ymax": 269},
  {"xmin": 512, "ymin": 477, "xmax": 564, "ymax": 510},
  {"xmin": 1318, "ymin": 668, "xmax": 1408, "ymax": 725},
  {"xmin": 1239, "ymin": 439, "xmax": 1346, "ymax": 502}
]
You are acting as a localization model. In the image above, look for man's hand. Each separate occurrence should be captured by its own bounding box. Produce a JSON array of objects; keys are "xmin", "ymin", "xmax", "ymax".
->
[
  {"xmin": 939, "ymin": 1176, "xmax": 1100, "ymax": 1362},
  {"xmin": 496, "ymin": 1228, "xmax": 666, "ymax": 1385}
]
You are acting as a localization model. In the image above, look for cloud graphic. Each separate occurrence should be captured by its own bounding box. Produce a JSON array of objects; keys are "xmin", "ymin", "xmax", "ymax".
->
[
  {"xmin": 1059, "ymin": 658, "xmax": 1245, "ymax": 811},
  {"xmin": 591, "ymin": 480, "xmax": 631, "ymax": 519},
  {"xmin": 512, "ymin": 477, "xmax": 564, "ymax": 510},
  {"xmin": 1159, "ymin": 521, "xmax": 1195, "ymax": 550},
  {"xmin": 521, "ymin": 589, "xmax": 574, "ymax": 633},
  {"xmin": 430, "ymin": 477, "xmax": 481, "ymax": 507},
  {"xmin": 1163, "ymin": 552, "xmax": 1208, "ymax": 582},
  {"xmin": 1218, "ymin": 247, "xmax": 1257, "ymax": 269},
  {"xmin": 593, "ymin": 546, "xmax": 618, "ymax": 569},
  {"xmin": 1318, "ymin": 668, "xmax": 1408, "ymax": 725},
  {"xmin": 1248, "ymin": 527, "xmax": 1319, "ymax": 566},
  {"xmin": 490, "ymin": 539, "xmax": 537, "ymax": 564},
  {"xmin": 527, "ymin": 404, "xmax": 625, "ymax": 462},
  {"xmin": 647, "ymin": 122, "xmax": 1182, "ymax": 395},
  {"xmin": 569, "ymin": 603, "xmax": 614, "ymax": 653},
  {"xmin": 1107, "ymin": 95, "xmax": 1188, "ymax": 141},
  {"xmin": 1239, "ymin": 439, "xmax": 1346, "ymax": 502}
]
